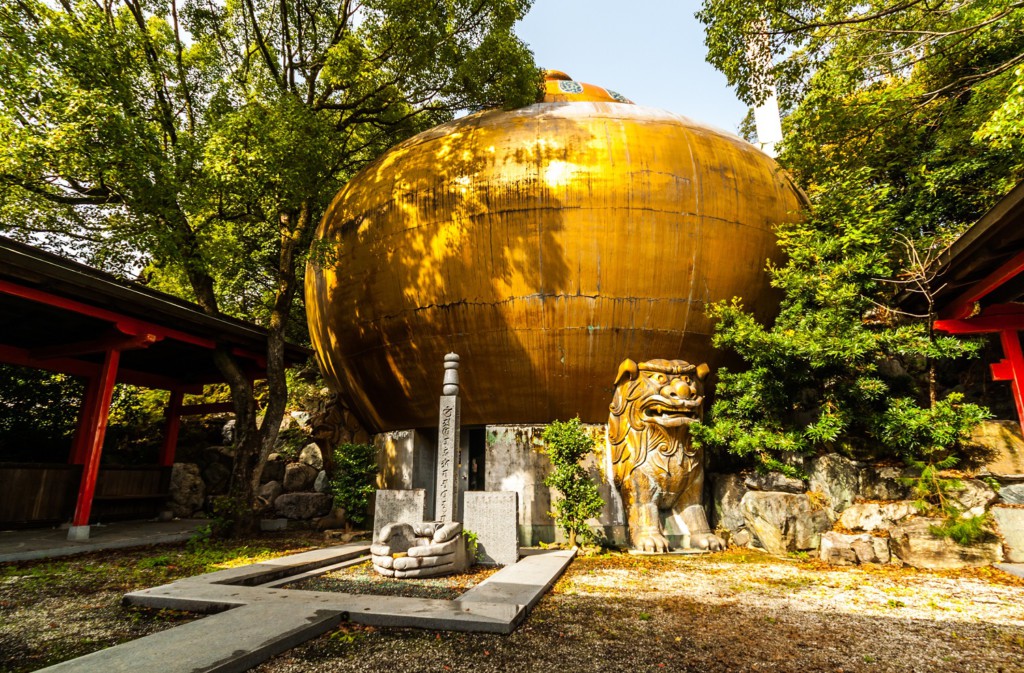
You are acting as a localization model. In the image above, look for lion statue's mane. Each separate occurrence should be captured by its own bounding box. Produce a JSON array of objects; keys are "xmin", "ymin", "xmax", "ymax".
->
[{"xmin": 606, "ymin": 358, "xmax": 723, "ymax": 552}]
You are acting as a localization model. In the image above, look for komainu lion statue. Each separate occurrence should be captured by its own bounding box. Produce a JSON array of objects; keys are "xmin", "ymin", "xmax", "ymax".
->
[{"xmin": 607, "ymin": 358, "xmax": 724, "ymax": 553}]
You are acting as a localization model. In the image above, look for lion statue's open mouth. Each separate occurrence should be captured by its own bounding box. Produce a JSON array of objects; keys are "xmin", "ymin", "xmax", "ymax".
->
[
  {"xmin": 640, "ymin": 397, "xmax": 704, "ymax": 426},
  {"xmin": 606, "ymin": 358, "xmax": 724, "ymax": 553}
]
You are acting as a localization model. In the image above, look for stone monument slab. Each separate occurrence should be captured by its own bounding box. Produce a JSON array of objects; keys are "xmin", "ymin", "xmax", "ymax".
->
[
  {"xmin": 464, "ymin": 491, "xmax": 519, "ymax": 566},
  {"xmin": 992, "ymin": 506, "xmax": 1024, "ymax": 563},
  {"xmin": 372, "ymin": 489, "xmax": 426, "ymax": 542}
]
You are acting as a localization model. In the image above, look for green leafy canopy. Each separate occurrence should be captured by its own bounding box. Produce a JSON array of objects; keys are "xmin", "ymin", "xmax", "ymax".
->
[{"xmin": 693, "ymin": 0, "xmax": 1021, "ymax": 474}]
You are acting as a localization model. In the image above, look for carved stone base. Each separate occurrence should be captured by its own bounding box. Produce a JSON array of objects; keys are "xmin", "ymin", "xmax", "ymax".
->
[{"xmin": 370, "ymin": 521, "xmax": 470, "ymax": 578}]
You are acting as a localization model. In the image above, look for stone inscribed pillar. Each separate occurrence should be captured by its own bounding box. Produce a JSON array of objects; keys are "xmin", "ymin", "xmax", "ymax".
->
[{"xmin": 435, "ymin": 353, "xmax": 461, "ymax": 523}]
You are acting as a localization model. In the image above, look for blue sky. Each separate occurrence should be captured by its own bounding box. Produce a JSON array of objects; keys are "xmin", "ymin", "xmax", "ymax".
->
[{"xmin": 515, "ymin": 0, "xmax": 748, "ymax": 134}]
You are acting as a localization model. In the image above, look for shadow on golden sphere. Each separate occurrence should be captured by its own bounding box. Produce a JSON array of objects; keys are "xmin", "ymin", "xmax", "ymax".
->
[{"xmin": 306, "ymin": 78, "xmax": 804, "ymax": 431}]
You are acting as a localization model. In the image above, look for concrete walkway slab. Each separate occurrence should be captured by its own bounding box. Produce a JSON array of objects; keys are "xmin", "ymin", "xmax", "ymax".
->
[
  {"xmin": 458, "ymin": 548, "xmax": 575, "ymax": 611},
  {"xmin": 189, "ymin": 545, "xmax": 371, "ymax": 587},
  {"xmin": 38, "ymin": 601, "xmax": 342, "ymax": 673},
  {"xmin": 49, "ymin": 544, "xmax": 576, "ymax": 672},
  {"xmin": 0, "ymin": 519, "xmax": 205, "ymax": 563}
]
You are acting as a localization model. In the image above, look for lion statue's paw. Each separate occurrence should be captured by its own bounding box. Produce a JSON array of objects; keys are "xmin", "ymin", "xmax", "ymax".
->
[
  {"xmin": 634, "ymin": 531, "xmax": 672, "ymax": 553},
  {"xmin": 691, "ymin": 532, "xmax": 726, "ymax": 551}
]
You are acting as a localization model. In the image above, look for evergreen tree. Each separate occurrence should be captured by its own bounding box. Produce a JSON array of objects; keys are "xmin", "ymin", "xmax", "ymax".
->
[{"xmin": 693, "ymin": 0, "xmax": 1020, "ymax": 475}]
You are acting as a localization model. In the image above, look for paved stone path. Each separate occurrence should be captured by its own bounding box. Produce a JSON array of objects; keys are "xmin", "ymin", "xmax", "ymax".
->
[
  {"xmin": 39, "ymin": 544, "xmax": 576, "ymax": 673},
  {"xmin": 0, "ymin": 519, "xmax": 204, "ymax": 563}
]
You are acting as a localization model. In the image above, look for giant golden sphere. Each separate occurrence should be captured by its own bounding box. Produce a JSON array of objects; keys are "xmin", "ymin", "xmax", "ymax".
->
[{"xmin": 306, "ymin": 73, "xmax": 804, "ymax": 431}]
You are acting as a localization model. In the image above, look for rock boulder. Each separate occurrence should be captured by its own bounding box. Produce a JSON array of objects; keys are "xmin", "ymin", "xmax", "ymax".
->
[
  {"xmin": 201, "ymin": 461, "xmax": 231, "ymax": 496},
  {"xmin": 299, "ymin": 443, "xmax": 324, "ymax": 471},
  {"xmin": 740, "ymin": 491, "xmax": 831, "ymax": 555},
  {"xmin": 951, "ymin": 479, "xmax": 998, "ymax": 512},
  {"xmin": 260, "ymin": 459, "xmax": 286, "ymax": 485},
  {"xmin": 283, "ymin": 463, "xmax": 317, "ymax": 492},
  {"xmin": 991, "ymin": 506, "xmax": 1024, "ymax": 563},
  {"xmin": 889, "ymin": 518, "xmax": 1003, "ymax": 569},
  {"xmin": 314, "ymin": 470, "xmax": 328, "ymax": 493},
  {"xmin": 859, "ymin": 465, "xmax": 914, "ymax": 501},
  {"xmin": 999, "ymin": 484, "xmax": 1024, "ymax": 505},
  {"xmin": 969, "ymin": 420, "xmax": 1024, "ymax": 476},
  {"xmin": 168, "ymin": 462, "xmax": 205, "ymax": 518},
  {"xmin": 839, "ymin": 501, "xmax": 915, "ymax": 532},
  {"xmin": 820, "ymin": 531, "xmax": 891, "ymax": 565},
  {"xmin": 711, "ymin": 473, "xmax": 748, "ymax": 532},
  {"xmin": 258, "ymin": 480, "xmax": 283, "ymax": 505},
  {"xmin": 808, "ymin": 454, "xmax": 860, "ymax": 516},
  {"xmin": 744, "ymin": 472, "xmax": 805, "ymax": 494},
  {"xmin": 274, "ymin": 492, "xmax": 334, "ymax": 519}
]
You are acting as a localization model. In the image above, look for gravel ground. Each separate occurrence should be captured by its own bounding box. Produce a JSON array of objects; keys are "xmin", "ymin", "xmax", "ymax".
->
[
  {"xmin": 285, "ymin": 560, "xmax": 498, "ymax": 599},
  {"xmin": 255, "ymin": 550, "xmax": 1024, "ymax": 673},
  {"xmin": 3, "ymin": 539, "xmax": 1024, "ymax": 673}
]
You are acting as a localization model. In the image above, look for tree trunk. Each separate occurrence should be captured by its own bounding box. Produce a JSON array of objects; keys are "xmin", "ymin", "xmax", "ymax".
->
[
  {"xmin": 166, "ymin": 208, "xmax": 275, "ymax": 535},
  {"xmin": 165, "ymin": 196, "xmax": 310, "ymax": 536},
  {"xmin": 227, "ymin": 202, "xmax": 311, "ymax": 534}
]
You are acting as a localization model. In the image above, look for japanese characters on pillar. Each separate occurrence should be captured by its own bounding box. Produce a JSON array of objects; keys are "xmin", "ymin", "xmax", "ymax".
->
[{"xmin": 435, "ymin": 353, "xmax": 461, "ymax": 523}]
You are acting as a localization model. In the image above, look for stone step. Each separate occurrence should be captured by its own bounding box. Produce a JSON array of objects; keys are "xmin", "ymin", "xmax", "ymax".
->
[
  {"xmin": 183, "ymin": 544, "xmax": 370, "ymax": 587},
  {"xmin": 126, "ymin": 580, "xmax": 524, "ymax": 633}
]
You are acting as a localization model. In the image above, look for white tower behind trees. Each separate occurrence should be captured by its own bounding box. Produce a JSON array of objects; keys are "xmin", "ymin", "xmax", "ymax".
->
[{"xmin": 746, "ymin": 22, "xmax": 783, "ymax": 158}]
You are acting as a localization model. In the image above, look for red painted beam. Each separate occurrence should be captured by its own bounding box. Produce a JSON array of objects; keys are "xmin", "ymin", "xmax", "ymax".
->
[
  {"xmin": 160, "ymin": 391, "xmax": 185, "ymax": 467},
  {"xmin": 933, "ymin": 304, "xmax": 1024, "ymax": 334},
  {"xmin": 0, "ymin": 278, "xmax": 217, "ymax": 350},
  {"xmin": 992, "ymin": 359, "xmax": 1013, "ymax": 381},
  {"xmin": 999, "ymin": 330, "xmax": 1024, "ymax": 437},
  {"xmin": 70, "ymin": 348, "xmax": 120, "ymax": 531},
  {"xmin": 231, "ymin": 346, "xmax": 267, "ymax": 368},
  {"xmin": 939, "ymin": 250, "xmax": 1024, "ymax": 320},
  {"xmin": 69, "ymin": 376, "xmax": 100, "ymax": 465},
  {"xmin": 32, "ymin": 332, "xmax": 160, "ymax": 360}
]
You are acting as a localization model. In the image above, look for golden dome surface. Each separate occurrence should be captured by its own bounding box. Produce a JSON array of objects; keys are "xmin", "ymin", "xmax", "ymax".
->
[{"xmin": 306, "ymin": 74, "xmax": 804, "ymax": 431}]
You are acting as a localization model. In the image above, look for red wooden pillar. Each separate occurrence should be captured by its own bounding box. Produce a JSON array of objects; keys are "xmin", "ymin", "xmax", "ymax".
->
[
  {"xmin": 997, "ymin": 330, "xmax": 1024, "ymax": 436},
  {"xmin": 160, "ymin": 390, "xmax": 184, "ymax": 467},
  {"xmin": 69, "ymin": 375, "xmax": 101, "ymax": 465},
  {"xmin": 67, "ymin": 348, "xmax": 120, "ymax": 541}
]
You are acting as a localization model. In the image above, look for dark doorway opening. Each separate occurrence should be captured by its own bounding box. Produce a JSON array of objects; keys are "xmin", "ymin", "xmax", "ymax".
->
[{"xmin": 468, "ymin": 427, "xmax": 486, "ymax": 491}]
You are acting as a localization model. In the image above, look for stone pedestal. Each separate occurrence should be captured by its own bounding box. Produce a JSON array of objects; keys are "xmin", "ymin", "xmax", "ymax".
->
[
  {"xmin": 67, "ymin": 525, "xmax": 90, "ymax": 542},
  {"xmin": 464, "ymin": 491, "xmax": 519, "ymax": 566}
]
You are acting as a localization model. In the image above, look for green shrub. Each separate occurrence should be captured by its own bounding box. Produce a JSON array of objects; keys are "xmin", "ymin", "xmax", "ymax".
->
[
  {"xmin": 929, "ymin": 513, "xmax": 993, "ymax": 546},
  {"xmin": 328, "ymin": 442, "xmax": 378, "ymax": 528},
  {"xmin": 692, "ymin": 174, "xmax": 989, "ymax": 475},
  {"xmin": 540, "ymin": 418, "xmax": 604, "ymax": 547}
]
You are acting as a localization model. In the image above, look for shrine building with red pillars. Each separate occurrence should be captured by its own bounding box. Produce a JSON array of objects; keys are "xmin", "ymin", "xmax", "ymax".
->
[{"xmin": 0, "ymin": 237, "xmax": 308, "ymax": 540}]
